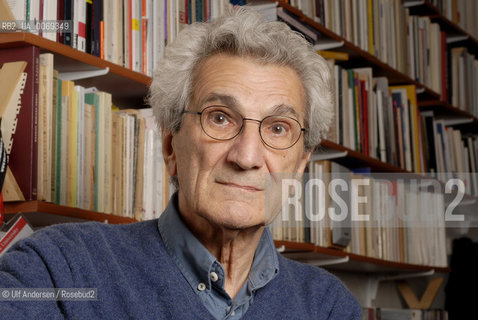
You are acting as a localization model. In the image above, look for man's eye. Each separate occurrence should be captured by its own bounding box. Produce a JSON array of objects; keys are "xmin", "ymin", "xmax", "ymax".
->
[
  {"xmin": 267, "ymin": 123, "xmax": 290, "ymax": 136},
  {"xmin": 209, "ymin": 111, "xmax": 230, "ymax": 125}
]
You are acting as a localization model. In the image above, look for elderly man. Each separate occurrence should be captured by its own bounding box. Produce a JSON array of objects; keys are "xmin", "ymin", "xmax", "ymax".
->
[{"xmin": 0, "ymin": 7, "xmax": 361, "ymax": 319}]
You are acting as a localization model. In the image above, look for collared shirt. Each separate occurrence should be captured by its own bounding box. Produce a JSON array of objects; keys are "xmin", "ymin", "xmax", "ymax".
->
[{"xmin": 157, "ymin": 193, "xmax": 279, "ymax": 320}]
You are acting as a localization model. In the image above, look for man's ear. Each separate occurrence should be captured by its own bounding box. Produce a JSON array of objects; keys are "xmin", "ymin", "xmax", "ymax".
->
[
  {"xmin": 162, "ymin": 128, "xmax": 177, "ymax": 177},
  {"xmin": 295, "ymin": 150, "xmax": 311, "ymax": 178}
]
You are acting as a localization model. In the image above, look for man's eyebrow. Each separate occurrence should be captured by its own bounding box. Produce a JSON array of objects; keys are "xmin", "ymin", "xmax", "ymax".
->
[
  {"xmin": 200, "ymin": 93, "xmax": 239, "ymax": 109},
  {"xmin": 271, "ymin": 104, "xmax": 300, "ymax": 119},
  {"xmin": 200, "ymin": 93, "xmax": 301, "ymax": 119}
]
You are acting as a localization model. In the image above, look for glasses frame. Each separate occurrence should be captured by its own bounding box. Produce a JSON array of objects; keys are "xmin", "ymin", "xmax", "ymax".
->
[{"xmin": 183, "ymin": 106, "xmax": 307, "ymax": 150}]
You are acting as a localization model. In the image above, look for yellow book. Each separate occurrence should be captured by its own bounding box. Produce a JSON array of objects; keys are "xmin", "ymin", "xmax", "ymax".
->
[
  {"xmin": 367, "ymin": 0, "xmax": 374, "ymax": 55},
  {"xmin": 68, "ymin": 88, "xmax": 78, "ymax": 207},
  {"xmin": 99, "ymin": 92, "xmax": 113, "ymax": 213},
  {"xmin": 317, "ymin": 50, "xmax": 349, "ymax": 61},
  {"xmin": 38, "ymin": 53, "xmax": 54, "ymax": 202},
  {"xmin": 61, "ymin": 80, "xmax": 74, "ymax": 206}
]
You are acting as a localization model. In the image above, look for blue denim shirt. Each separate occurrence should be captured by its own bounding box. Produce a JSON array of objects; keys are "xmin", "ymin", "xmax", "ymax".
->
[{"xmin": 157, "ymin": 193, "xmax": 279, "ymax": 320}]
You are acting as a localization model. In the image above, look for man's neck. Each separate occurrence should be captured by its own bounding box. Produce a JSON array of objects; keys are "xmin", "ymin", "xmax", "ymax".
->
[{"xmin": 181, "ymin": 213, "xmax": 265, "ymax": 299}]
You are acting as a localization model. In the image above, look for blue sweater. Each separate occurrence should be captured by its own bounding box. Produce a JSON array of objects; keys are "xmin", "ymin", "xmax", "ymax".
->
[{"xmin": 0, "ymin": 220, "xmax": 361, "ymax": 319}]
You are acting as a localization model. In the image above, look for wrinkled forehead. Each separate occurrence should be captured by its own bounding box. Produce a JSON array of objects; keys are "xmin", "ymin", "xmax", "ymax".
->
[{"xmin": 189, "ymin": 53, "xmax": 307, "ymax": 120}]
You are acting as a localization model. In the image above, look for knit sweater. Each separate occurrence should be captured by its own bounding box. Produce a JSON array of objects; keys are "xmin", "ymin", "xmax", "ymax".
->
[{"xmin": 0, "ymin": 220, "xmax": 362, "ymax": 319}]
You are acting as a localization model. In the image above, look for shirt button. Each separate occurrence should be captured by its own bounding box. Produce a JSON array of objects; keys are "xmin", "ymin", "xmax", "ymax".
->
[
  {"xmin": 197, "ymin": 283, "xmax": 206, "ymax": 291},
  {"xmin": 210, "ymin": 272, "xmax": 219, "ymax": 282}
]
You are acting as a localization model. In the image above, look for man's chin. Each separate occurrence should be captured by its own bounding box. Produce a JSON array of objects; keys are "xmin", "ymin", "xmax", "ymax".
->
[{"xmin": 202, "ymin": 209, "xmax": 266, "ymax": 232}]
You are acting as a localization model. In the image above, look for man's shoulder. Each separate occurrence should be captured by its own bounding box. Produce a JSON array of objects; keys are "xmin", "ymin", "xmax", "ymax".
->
[
  {"xmin": 9, "ymin": 219, "xmax": 161, "ymax": 256},
  {"xmin": 271, "ymin": 254, "xmax": 362, "ymax": 318},
  {"xmin": 277, "ymin": 253, "xmax": 340, "ymax": 284}
]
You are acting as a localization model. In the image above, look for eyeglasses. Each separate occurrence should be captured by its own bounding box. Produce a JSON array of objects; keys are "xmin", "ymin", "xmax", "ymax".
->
[{"xmin": 183, "ymin": 105, "xmax": 307, "ymax": 150}]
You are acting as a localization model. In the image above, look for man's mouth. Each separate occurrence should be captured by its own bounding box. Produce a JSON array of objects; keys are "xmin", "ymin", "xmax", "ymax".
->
[{"xmin": 216, "ymin": 181, "xmax": 263, "ymax": 192}]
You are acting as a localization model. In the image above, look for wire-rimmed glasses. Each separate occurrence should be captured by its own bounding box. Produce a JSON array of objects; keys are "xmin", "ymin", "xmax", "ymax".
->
[{"xmin": 183, "ymin": 105, "xmax": 306, "ymax": 150}]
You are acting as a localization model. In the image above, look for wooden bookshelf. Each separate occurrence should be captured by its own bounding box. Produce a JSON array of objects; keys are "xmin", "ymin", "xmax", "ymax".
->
[
  {"xmin": 0, "ymin": 32, "xmax": 151, "ymax": 108},
  {"xmin": 276, "ymin": 0, "xmax": 441, "ymax": 101},
  {"xmin": 2, "ymin": 198, "xmax": 451, "ymax": 274},
  {"xmin": 2, "ymin": 1, "xmax": 476, "ymax": 292},
  {"xmin": 275, "ymin": 240, "xmax": 451, "ymax": 274},
  {"xmin": 4, "ymin": 201, "xmax": 137, "ymax": 225},
  {"xmin": 318, "ymin": 140, "xmax": 410, "ymax": 173},
  {"xmin": 406, "ymin": 0, "xmax": 478, "ymax": 53},
  {"xmin": 418, "ymin": 100, "xmax": 478, "ymax": 126}
]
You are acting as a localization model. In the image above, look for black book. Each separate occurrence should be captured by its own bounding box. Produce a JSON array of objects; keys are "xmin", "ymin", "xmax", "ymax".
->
[
  {"xmin": 86, "ymin": 0, "xmax": 93, "ymax": 54},
  {"xmin": 63, "ymin": 0, "xmax": 72, "ymax": 46},
  {"xmin": 92, "ymin": 0, "xmax": 103, "ymax": 57}
]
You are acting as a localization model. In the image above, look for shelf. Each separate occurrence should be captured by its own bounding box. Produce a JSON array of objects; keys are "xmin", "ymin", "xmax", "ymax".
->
[
  {"xmin": 406, "ymin": 1, "xmax": 478, "ymax": 53},
  {"xmin": 4, "ymin": 201, "xmax": 138, "ymax": 225},
  {"xmin": 0, "ymin": 32, "xmax": 151, "ymax": 108},
  {"xmin": 418, "ymin": 100, "xmax": 478, "ymax": 132},
  {"xmin": 2, "ymin": 202, "xmax": 452, "ymax": 273},
  {"xmin": 318, "ymin": 140, "xmax": 409, "ymax": 173},
  {"xmin": 276, "ymin": 1, "xmax": 440, "ymax": 101},
  {"xmin": 275, "ymin": 240, "xmax": 451, "ymax": 274}
]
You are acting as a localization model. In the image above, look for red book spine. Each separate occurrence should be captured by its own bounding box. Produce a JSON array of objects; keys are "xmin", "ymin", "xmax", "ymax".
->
[
  {"xmin": 0, "ymin": 217, "xmax": 27, "ymax": 252},
  {"xmin": 440, "ymin": 31, "xmax": 448, "ymax": 102},
  {"xmin": 0, "ymin": 46, "xmax": 40, "ymax": 200},
  {"xmin": 357, "ymin": 80, "xmax": 364, "ymax": 154},
  {"xmin": 58, "ymin": 0, "xmax": 65, "ymax": 43},
  {"xmin": 142, "ymin": 0, "xmax": 147, "ymax": 74},
  {"xmin": 128, "ymin": 0, "xmax": 133, "ymax": 70},
  {"xmin": 39, "ymin": 0, "xmax": 44, "ymax": 38},
  {"xmin": 206, "ymin": 0, "xmax": 210, "ymax": 21},
  {"xmin": 361, "ymin": 80, "xmax": 369, "ymax": 157}
]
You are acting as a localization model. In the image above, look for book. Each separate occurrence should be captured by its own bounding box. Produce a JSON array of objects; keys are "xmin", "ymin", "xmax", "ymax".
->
[
  {"xmin": 0, "ymin": 215, "xmax": 34, "ymax": 257},
  {"xmin": 316, "ymin": 50, "xmax": 349, "ymax": 61},
  {"xmin": 38, "ymin": 53, "xmax": 54, "ymax": 202},
  {"xmin": 0, "ymin": 46, "xmax": 40, "ymax": 201},
  {"xmin": 277, "ymin": 7, "xmax": 321, "ymax": 44}
]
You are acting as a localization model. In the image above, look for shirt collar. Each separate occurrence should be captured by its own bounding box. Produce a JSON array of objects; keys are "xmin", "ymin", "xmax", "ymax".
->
[{"xmin": 157, "ymin": 193, "xmax": 279, "ymax": 296}]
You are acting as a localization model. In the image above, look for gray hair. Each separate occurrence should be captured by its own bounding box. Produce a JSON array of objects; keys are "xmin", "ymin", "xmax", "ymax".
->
[{"xmin": 148, "ymin": 6, "xmax": 333, "ymax": 151}]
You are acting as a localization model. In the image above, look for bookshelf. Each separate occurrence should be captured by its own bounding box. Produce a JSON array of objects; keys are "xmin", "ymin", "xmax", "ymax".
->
[
  {"xmin": 0, "ymin": 30, "xmax": 454, "ymax": 272},
  {"xmin": 275, "ymin": 240, "xmax": 450, "ymax": 274},
  {"xmin": 269, "ymin": 0, "xmax": 477, "ymax": 313},
  {"xmin": 1, "ymin": 0, "xmax": 477, "ymax": 315},
  {"xmin": 0, "ymin": 33, "xmax": 150, "ymax": 107},
  {"xmin": 5, "ymin": 201, "xmax": 137, "ymax": 226},
  {"xmin": 276, "ymin": 1, "xmax": 441, "ymax": 100}
]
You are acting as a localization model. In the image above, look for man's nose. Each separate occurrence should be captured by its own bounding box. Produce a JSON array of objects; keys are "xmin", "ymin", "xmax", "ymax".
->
[{"xmin": 226, "ymin": 120, "xmax": 265, "ymax": 170}]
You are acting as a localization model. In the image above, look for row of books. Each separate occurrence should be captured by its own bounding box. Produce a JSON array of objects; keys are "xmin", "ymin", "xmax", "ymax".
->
[
  {"xmin": 429, "ymin": 0, "xmax": 478, "ymax": 39},
  {"xmin": 326, "ymin": 60, "xmax": 427, "ymax": 173},
  {"xmin": 36, "ymin": 52, "xmax": 166, "ymax": 220},
  {"xmin": 325, "ymin": 57, "xmax": 478, "ymax": 188},
  {"xmin": 362, "ymin": 307, "xmax": 448, "ymax": 320},
  {"xmin": 281, "ymin": 1, "xmax": 450, "ymax": 101},
  {"xmin": 7, "ymin": 0, "xmax": 233, "ymax": 76},
  {"xmin": 270, "ymin": 160, "xmax": 448, "ymax": 267},
  {"xmin": 422, "ymin": 111, "xmax": 478, "ymax": 196},
  {"xmin": 450, "ymin": 46, "xmax": 478, "ymax": 117}
]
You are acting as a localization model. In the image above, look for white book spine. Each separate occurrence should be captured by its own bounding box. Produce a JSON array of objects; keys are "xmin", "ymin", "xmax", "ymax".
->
[
  {"xmin": 60, "ymin": 96, "xmax": 70, "ymax": 206},
  {"xmin": 103, "ymin": 93, "xmax": 112, "ymax": 213},
  {"xmin": 75, "ymin": 85, "xmax": 85, "ymax": 209}
]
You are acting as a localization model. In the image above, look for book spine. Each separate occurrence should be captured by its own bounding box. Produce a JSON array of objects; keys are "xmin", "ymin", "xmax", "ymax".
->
[
  {"xmin": 64, "ymin": 0, "xmax": 72, "ymax": 46},
  {"xmin": 2, "ymin": 46, "xmax": 40, "ymax": 200}
]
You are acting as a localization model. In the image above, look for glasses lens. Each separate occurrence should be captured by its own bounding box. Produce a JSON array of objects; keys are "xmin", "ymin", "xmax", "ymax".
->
[
  {"xmin": 260, "ymin": 116, "xmax": 302, "ymax": 149},
  {"xmin": 200, "ymin": 106, "xmax": 242, "ymax": 140}
]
